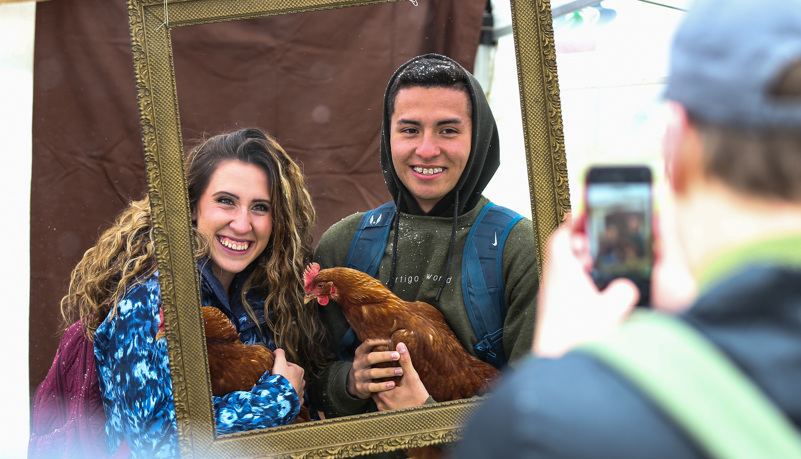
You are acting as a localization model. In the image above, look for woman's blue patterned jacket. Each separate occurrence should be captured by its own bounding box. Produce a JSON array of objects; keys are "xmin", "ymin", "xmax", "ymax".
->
[{"xmin": 93, "ymin": 260, "xmax": 301, "ymax": 458}]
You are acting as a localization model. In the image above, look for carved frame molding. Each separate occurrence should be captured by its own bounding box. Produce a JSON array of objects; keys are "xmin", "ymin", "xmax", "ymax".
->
[{"xmin": 127, "ymin": 0, "xmax": 568, "ymax": 456}]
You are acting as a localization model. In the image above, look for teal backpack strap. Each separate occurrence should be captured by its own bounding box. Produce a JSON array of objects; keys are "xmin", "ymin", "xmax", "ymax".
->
[
  {"xmin": 462, "ymin": 202, "xmax": 524, "ymax": 369},
  {"xmin": 578, "ymin": 312, "xmax": 801, "ymax": 459},
  {"xmin": 338, "ymin": 202, "xmax": 395, "ymax": 361},
  {"xmin": 342, "ymin": 200, "xmax": 524, "ymax": 369},
  {"xmin": 345, "ymin": 201, "xmax": 395, "ymax": 277}
]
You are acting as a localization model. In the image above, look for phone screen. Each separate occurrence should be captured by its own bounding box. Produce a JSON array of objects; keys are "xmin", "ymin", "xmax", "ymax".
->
[{"xmin": 586, "ymin": 166, "xmax": 653, "ymax": 306}]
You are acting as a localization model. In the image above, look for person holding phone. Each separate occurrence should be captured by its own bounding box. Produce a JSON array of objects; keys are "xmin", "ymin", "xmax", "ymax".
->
[{"xmin": 455, "ymin": 0, "xmax": 801, "ymax": 457}]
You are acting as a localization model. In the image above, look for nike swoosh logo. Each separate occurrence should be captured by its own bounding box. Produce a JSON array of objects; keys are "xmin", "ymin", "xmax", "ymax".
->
[{"xmin": 492, "ymin": 232, "xmax": 498, "ymax": 247}]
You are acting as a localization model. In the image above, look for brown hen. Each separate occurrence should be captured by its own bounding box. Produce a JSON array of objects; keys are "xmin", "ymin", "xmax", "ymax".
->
[
  {"xmin": 303, "ymin": 263, "xmax": 500, "ymax": 402},
  {"xmin": 200, "ymin": 306, "xmax": 276, "ymax": 397},
  {"xmin": 157, "ymin": 306, "xmax": 309, "ymax": 422}
]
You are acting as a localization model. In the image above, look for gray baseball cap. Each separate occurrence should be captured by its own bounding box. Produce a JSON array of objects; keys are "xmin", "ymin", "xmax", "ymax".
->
[{"xmin": 664, "ymin": 0, "xmax": 801, "ymax": 129}]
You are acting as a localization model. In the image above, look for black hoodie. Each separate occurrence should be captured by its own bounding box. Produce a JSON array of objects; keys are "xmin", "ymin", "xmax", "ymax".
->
[
  {"xmin": 379, "ymin": 54, "xmax": 503, "ymax": 295},
  {"xmin": 379, "ymin": 53, "xmax": 501, "ymax": 217}
]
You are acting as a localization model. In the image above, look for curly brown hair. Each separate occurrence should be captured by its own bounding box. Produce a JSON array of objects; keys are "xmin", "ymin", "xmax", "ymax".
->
[
  {"xmin": 61, "ymin": 127, "xmax": 326, "ymax": 370},
  {"xmin": 60, "ymin": 197, "xmax": 158, "ymax": 339}
]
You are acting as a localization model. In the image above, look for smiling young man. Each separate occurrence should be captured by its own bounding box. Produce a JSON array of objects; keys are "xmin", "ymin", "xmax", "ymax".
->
[
  {"xmin": 389, "ymin": 85, "xmax": 472, "ymax": 213},
  {"xmin": 311, "ymin": 54, "xmax": 539, "ymax": 417}
]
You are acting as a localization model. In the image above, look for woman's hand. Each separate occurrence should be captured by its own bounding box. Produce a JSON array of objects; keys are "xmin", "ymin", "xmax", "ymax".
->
[
  {"xmin": 346, "ymin": 338, "xmax": 400, "ymax": 399},
  {"xmin": 271, "ymin": 348, "xmax": 305, "ymax": 401}
]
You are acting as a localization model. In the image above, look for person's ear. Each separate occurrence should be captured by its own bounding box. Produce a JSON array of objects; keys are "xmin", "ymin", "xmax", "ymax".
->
[{"xmin": 663, "ymin": 103, "xmax": 701, "ymax": 197}]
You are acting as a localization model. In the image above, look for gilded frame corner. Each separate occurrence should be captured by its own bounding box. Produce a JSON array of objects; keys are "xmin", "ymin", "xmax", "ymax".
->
[{"xmin": 128, "ymin": 0, "xmax": 567, "ymax": 456}]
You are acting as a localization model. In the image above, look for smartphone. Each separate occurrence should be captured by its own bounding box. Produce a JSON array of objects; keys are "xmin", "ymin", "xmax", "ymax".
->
[{"xmin": 585, "ymin": 165, "xmax": 653, "ymax": 306}]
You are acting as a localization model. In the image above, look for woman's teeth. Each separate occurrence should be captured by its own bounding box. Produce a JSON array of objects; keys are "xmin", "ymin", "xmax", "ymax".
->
[
  {"xmin": 413, "ymin": 167, "xmax": 444, "ymax": 175},
  {"xmin": 219, "ymin": 237, "xmax": 250, "ymax": 251}
]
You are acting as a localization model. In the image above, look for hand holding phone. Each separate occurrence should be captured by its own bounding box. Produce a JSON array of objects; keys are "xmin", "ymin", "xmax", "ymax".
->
[
  {"xmin": 533, "ymin": 216, "xmax": 639, "ymax": 357},
  {"xmin": 585, "ymin": 166, "xmax": 654, "ymax": 306}
]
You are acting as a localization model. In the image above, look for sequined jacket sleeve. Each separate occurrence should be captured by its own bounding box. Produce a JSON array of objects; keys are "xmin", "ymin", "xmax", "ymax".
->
[{"xmin": 94, "ymin": 274, "xmax": 301, "ymax": 458}]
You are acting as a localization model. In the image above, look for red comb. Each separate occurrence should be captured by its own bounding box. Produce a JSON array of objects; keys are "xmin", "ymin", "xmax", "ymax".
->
[
  {"xmin": 303, "ymin": 263, "xmax": 320, "ymax": 292},
  {"xmin": 157, "ymin": 307, "xmax": 166, "ymax": 334}
]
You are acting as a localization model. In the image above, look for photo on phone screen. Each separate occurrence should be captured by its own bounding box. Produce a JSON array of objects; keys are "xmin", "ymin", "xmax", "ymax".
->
[{"xmin": 585, "ymin": 166, "xmax": 653, "ymax": 306}]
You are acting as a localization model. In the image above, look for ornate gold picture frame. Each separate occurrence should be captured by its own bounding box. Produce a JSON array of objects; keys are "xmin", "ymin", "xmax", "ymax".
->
[{"xmin": 127, "ymin": 0, "xmax": 567, "ymax": 456}]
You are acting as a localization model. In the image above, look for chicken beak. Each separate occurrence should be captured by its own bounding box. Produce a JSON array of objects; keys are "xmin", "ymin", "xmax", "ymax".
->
[{"xmin": 303, "ymin": 294, "xmax": 315, "ymax": 305}]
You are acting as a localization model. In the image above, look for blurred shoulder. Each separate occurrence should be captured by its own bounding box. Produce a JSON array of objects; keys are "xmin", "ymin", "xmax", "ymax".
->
[{"xmin": 455, "ymin": 352, "xmax": 701, "ymax": 459}]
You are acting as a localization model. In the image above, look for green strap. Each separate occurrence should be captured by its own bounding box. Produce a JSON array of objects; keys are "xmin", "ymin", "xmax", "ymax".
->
[{"xmin": 579, "ymin": 312, "xmax": 801, "ymax": 459}]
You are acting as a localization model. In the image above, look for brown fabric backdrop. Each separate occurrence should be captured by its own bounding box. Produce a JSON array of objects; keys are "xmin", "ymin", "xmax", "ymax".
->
[{"xmin": 30, "ymin": 0, "xmax": 486, "ymax": 397}]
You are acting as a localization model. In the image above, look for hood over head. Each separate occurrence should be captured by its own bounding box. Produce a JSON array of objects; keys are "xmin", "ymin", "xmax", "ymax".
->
[{"xmin": 380, "ymin": 53, "xmax": 500, "ymax": 217}]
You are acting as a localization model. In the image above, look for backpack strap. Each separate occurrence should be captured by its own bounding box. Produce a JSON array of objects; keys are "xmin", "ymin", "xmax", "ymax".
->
[
  {"xmin": 345, "ymin": 202, "xmax": 396, "ymax": 277},
  {"xmin": 340, "ymin": 201, "xmax": 523, "ymax": 369},
  {"xmin": 339, "ymin": 202, "xmax": 395, "ymax": 360},
  {"xmin": 578, "ymin": 312, "xmax": 801, "ymax": 459},
  {"xmin": 29, "ymin": 321, "xmax": 129, "ymax": 457},
  {"xmin": 462, "ymin": 202, "xmax": 524, "ymax": 369}
]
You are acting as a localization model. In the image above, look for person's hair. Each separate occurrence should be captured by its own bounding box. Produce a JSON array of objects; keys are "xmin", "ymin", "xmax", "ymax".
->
[
  {"xmin": 386, "ymin": 55, "xmax": 472, "ymax": 118},
  {"xmin": 59, "ymin": 196, "xmax": 168, "ymax": 340},
  {"xmin": 689, "ymin": 60, "xmax": 801, "ymax": 202},
  {"xmin": 186, "ymin": 128, "xmax": 324, "ymax": 368},
  {"xmin": 61, "ymin": 127, "xmax": 326, "ymax": 370}
]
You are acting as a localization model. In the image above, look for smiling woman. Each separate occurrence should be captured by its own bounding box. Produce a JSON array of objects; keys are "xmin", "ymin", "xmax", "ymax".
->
[
  {"xmin": 194, "ymin": 161, "xmax": 274, "ymax": 289},
  {"xmin": 34, "ymin": 128, "xmax": 325, "ymax": 457}
]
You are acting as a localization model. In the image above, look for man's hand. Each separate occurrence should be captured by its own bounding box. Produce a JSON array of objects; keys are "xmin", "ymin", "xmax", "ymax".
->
[
  {"xmin": 533, "ymin": 217, "xmax": 638, "ymax": 358},
  {"xmin": 271, "ymin": 348, "xmax": 306, "ymax": 401},
  {"xmin": 346, "ymin": 338, "xmax": 401, "ymax": 399},
  {"xmin": 372, "ymin": 342, "xmax": 430, "ymax": 411}
]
